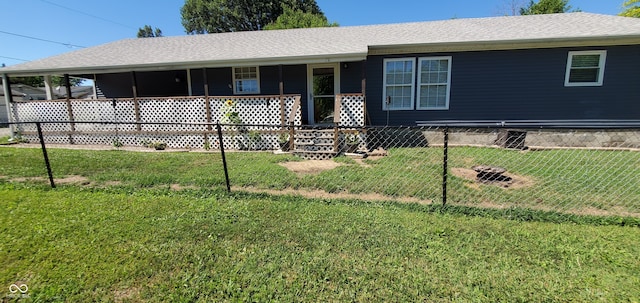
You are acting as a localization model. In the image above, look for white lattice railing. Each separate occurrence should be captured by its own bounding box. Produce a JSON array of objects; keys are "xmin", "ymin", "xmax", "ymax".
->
[
  {"xmin": 335, "ymin": 93, "xmax": 365, "ymax": 127},
  {"xmin": 10, "ymin": 95, "xmax": 302, "ymax": 149}
]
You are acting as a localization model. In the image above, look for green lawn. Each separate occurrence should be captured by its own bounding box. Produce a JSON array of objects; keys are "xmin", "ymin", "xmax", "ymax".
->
[
  {"xmin": 0, "ymin": 145, "xmax": 638, "ymax": 217},
  {"xmin": 1, "ymin": 185, "xmax": 639, "ymax": 302}
]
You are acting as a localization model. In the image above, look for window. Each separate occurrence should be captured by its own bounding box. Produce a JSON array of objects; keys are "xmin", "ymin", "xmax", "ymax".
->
[
  {"xmin": 417, "ymin": 57, "xmax": 451, "ymax": 110},
  {"xmin": 565, "ymin": 51, "xmax": 606, "ymax": 87},
  {"xmin": 383, "ymin": 58, "xmax": 415, "ymax": 110},
  {"xmin": 233, "ymin": 66, "xmax": 260, "ymax": 94}
]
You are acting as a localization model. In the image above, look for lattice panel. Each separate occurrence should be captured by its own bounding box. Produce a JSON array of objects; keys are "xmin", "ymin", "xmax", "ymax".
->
[
  {"xmin": 283, "ymin": 95, "xmax": 302, "ymax": 125},
  {"xmin": 139, "ymin": 98, "xmax": 207, "ymax": 132},
  {"xmin": 211, "ymin": 96, "xmax": 275, "ymax": 127},
  {"xmin": 11, "ymin": 101, "xmax": 71, "ymax": 133},
  {"xmin": 339, "ymin": 94, "xmax": 365, "ymax": 127},
  {"xmin": 211, "ymin": 128, "xmax": 281, "ymax": 150},
  {"xmin": 11, "ymin": 95, "xmax": 302, "ymax": 150},
  {"xmin": 72, "ymin": 100, "xmax": 116, "ymax": 132},
  {"xmin": 134, "ymin": 133, "xmax": 207, "ymax": 149}
]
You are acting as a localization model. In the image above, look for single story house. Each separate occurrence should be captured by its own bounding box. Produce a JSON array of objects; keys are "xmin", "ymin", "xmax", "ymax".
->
[{"xmin": 1, "ymin": 12, "xmax": 639, "ymax": 154}]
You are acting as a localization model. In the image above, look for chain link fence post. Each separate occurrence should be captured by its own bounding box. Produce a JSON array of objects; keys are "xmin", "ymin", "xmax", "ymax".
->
[
  {"xmin": 216, "ymin": 123, "xmax": 231, "ymax": 192},
  {"xmin": 36, "ymin": 122, "xmax": 55, "ymax": 188},
  {"xmin": 442, "ymin": 126, "xmax": 449, "ymax": 206}
]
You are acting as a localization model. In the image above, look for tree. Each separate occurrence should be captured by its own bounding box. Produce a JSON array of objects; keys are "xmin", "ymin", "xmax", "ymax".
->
[
  {"xmin": 494, "ymin": 0, "xmax": 527, "ymax": 16},
  {"xmin": 264, "ymin": 6, "xmax": 337, "ymax": 30},
  {"xmin": 519, "ymin": 0, "xmax": 574, "ymax": 15},
  {"xmin": 137, "ymin": 25, "xmax": 163, "ymax": 38},
  {"xmin": 620, "ymin": 0, "xmax": 640, "ymax": 17},
  {"xmin": 10, "ymin": 76, "xmax": 83, "ymax": 87},
  {"xmin": 181, "ymin": 0, "xmax": 323, "ymax": 34}
]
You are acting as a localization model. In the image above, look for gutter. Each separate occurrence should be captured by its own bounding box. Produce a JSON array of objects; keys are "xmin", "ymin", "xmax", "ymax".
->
[
  {"xmin": 0, "ymin": 53, "xmax": 369, "ymax": 77},
  {"xmin": 368, "ymin": 35, "xmax": 640, "ymax": 55}
]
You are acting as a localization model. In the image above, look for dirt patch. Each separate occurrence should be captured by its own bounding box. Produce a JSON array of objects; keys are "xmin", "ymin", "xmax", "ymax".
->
[
  {"xmin": 279, "ymin": 160, "xmax": 343, "ymax": 175},
  {"xmin": 451, "ymin": 167, "xmax": 534, "ymax": 189},
  {"xmin": 113, "ymin": 287, "xmax": 140, "ymax": 303},
  {"xmin": 352, "ymin": 158, "xmax": 371, "ymax": 168},
  {"xmin": 57, "ymin": 175, "xmax": 91, "ymax": 185},
  {"xmin": 7, "ymin": 175, "xmax": 90, "ymax": 185},
  {"xmin": 170, "ymin": 183, "xmax": 199, "ymax": 191},
  {"xmin": 235, "ymin": 186, "xmax": 433, "ymax": 205}
]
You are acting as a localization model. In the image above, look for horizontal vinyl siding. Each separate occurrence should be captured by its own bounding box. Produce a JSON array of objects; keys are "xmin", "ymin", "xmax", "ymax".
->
[
  {"xmin": 340, "ymin": 61, "xmax": 365, "ymax": 94},
  {"xmin": 367, "ymin": 45, "xmax": 640, "ymax": 125}
]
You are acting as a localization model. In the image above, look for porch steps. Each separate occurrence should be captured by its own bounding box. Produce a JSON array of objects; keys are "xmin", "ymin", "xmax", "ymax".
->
[{"xmin": 293, "ymin": 129, "xmax": 338, "ymax": 160}]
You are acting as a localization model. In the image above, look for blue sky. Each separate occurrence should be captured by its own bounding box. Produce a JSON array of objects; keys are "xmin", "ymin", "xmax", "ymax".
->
[{"xmin": 0, "ymin": 0, "xmax": 626, "ymax": 67}]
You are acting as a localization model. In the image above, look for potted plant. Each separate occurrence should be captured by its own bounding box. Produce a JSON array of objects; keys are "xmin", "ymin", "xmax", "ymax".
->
[{"xmin": 278, "ymin": 133, "xmax": 290, "ymax": 151}]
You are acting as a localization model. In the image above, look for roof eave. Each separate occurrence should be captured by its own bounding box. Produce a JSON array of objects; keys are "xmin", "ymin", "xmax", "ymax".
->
[
  {"xmin": 367, "ymin": 35, "xmax": 640, "ymax": 55},
  {"xmin": 1, "ymin": 53, "xmax": 368, "ymax": 77}
]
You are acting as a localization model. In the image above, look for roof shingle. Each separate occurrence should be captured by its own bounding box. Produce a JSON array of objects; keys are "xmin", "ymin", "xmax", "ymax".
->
[{"xmin": 3, "ymin": 12, "xmax": 640, "ymax": 75}]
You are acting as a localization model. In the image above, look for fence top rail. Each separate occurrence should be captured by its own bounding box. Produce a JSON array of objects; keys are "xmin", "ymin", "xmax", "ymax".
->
[
  {"xmin": 7, "ymin": 121, "xmax": 640, "ymax": 131},
  {"xmin": 416, "ymin": 120, "xmax": 640, "ymax": 129},
  {"xmin": 10, "ymin": 94, "xmax": 303, "ymax": 104}
]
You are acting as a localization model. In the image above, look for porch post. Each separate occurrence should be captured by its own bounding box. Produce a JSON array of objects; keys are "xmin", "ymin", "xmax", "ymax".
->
[
  {"xmin": 279, "ymin": 65, "xmax": 285, "ymax": 125},
  {"xmin": 43, "ymin": 75, "xmax": 55, "ymax": 100},
  {"xmin": 63, "ymin": 74, "xmax": 76, "ymax": 143},
  {"xmin": 92, "ymin": 74, "xmax": 98, "ymax": 99},
  {"xmin": 2, "ymin": 73, "xmax": 15, "ymax": 136},
  {"xmin": 203, "ymin": 69, "xmax": 212, "ymax": 132},
  {"xmin": 186, "ymin": 68, "xmax": 193, "ymax": 96},
  {"xmin": 130, "ymin": 71, "xmax": 141, "ymax": 131}
]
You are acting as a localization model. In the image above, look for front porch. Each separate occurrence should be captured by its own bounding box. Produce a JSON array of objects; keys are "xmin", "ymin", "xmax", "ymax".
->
[{"xmin": 8, "ymin": 93, "xmax": 366, "ymax": 156}]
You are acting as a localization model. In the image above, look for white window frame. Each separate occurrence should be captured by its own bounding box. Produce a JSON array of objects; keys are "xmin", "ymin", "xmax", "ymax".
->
[
  {"xmin": 416, "ymin": 56, "xmax": 452, "ymax": 110},
  {"xmin": 232, "ymin": 66, "xmax": 260, "ymax": 94},
  {"xmin": 382, "ymin": 58, "xmax": 416, "ymax": 111},
  {"xmin": 564, "ymin": 50, "xmax": 607, "ymax": 87}
]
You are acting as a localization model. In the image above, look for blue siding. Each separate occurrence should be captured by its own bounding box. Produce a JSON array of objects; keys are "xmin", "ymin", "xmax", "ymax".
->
[
  {"xmin": 97, "ymin": 71, "xmax": 189, "ymax": 98},
  {"xmin": 96, "ymin": 72, "xmax": 134, "ymax": 98},
  {"xmin": 366, "ymin": 45, "xmax": 640, "ymax": 125},
  {"xmin": 341, "ymin": 61, "xmax": 365, "ymax": 93}
]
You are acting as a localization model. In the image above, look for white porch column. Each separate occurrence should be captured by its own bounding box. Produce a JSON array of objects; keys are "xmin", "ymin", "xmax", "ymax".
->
[
  {"xmin": 2, "ymin": 73, "xmax": 15, "ymax": 136},
  {"xmin": 44, "ymin": 75, "xmax": 55, "ymax": 100}
]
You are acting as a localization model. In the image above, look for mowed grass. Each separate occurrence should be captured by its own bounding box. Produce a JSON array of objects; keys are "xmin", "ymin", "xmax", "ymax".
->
[
  {"xmin": 0, "ymin": 145, "xmax": 638, "ymax": 216},
  {"xmin": 1, "ymin": 184, "xmax": 639, "ymax": 302}
]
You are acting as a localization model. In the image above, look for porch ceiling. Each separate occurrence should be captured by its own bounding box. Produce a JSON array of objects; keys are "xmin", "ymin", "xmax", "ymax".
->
[{"xmin": 2, "ymin": 12, "xmax": 640, "ymax": 77}]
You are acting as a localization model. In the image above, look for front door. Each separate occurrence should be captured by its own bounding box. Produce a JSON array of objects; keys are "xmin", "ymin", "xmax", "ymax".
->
[{"xmin": 308, "ymin": 63, "xmax": 339, "ymax": 124}]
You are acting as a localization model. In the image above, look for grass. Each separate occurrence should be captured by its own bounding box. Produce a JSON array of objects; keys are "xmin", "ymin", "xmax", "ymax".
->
[
  {"xmin": 1, "ymin": 145, "xmax": 638, "ymax": 217},
  {"xmin": 1, "ymin": 184, "xmax": 639, "ymax": 302}
]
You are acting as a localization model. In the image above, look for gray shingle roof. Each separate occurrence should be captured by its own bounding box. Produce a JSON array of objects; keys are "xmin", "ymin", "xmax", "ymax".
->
[{"xmin": 3, "ymin": 12, "xmax": 640, "ymax": 75}]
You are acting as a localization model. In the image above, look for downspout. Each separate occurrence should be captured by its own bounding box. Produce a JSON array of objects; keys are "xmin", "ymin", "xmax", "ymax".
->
[{"xmin": 2, "ymin": 73, "xmax": 14, "ymax": 137}]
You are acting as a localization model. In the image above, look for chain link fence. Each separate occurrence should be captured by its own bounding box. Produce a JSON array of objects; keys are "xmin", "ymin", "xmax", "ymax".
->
[{"xmin": 2, "ymin": 122, "xmax": 639, "ymax": 219}]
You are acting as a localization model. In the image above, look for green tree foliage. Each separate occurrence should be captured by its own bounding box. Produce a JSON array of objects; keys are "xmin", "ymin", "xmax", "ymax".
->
[
  {"xmin": 137, "ymin": 25, "xmax": 163, "ymax": 38},
  {"xmin": 620, "ymin": 0, "xmax": 640, "ymax": 17},
  {"xmin": 181, "ymin": 0, "xmax": 323, "ymax": 34},
  {"xmin": 519, "ymin": 0, "xmax": 574, "ymax": 15},
  {"xmin": 264, "ymin": 6, "xmax": 337, "ymax": 30},
  {"xmin": 10, "ymin": 76, "xmax": 83, "ymax": 87}
]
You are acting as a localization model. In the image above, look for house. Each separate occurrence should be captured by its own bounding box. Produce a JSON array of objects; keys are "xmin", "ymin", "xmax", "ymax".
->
[
  {"xmin": 1, "ymin": 12, "xmax": 639, "ymax": 153},
  {"xmin": 0, "ymin": 85, "xmax": 24, "ymax": 125}
]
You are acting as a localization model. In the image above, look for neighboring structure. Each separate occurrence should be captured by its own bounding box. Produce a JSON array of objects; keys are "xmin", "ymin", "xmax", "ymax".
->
[
  {"xmin": 0, "ymin": 85, "xmax": 23, "ymax": 125},
  {"xmin": 1, "ymin": 12, "xmax": 639, "ymax": 152}
]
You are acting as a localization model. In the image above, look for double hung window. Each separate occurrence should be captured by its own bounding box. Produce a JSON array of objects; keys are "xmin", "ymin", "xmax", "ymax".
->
[
  {"xmin": 565, "ymin": 51, "xmax": 606, "ymax": 87},
  {"xmin": 233, "ymin": 66, "xmax": 260, "ymax": 94}
]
